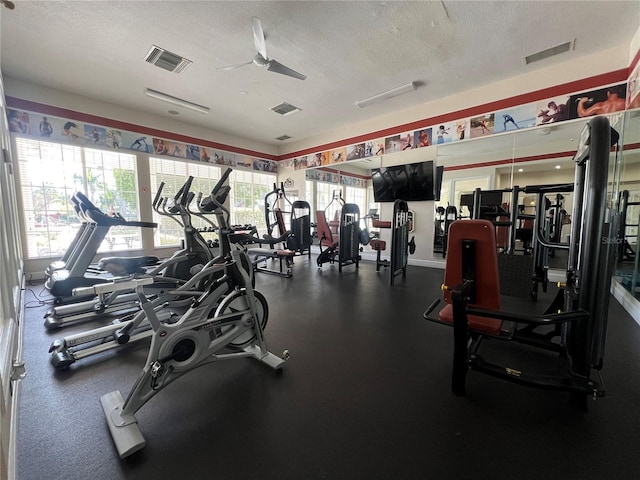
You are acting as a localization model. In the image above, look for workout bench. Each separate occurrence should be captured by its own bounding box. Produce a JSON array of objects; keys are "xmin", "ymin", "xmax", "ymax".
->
[{"xmin": 249, "ymin": 248, "xmax": 295, "ymax": 278}]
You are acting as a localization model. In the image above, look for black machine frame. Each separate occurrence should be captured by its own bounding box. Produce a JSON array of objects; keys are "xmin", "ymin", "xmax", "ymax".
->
[
  {"xmin": 425, "ymin": 116, "xmax": 621, "ymax": 408},
  {"xmin": 263, "ymin": 182, "xmax": 312, "ymax": 258},
  {"xmin": 389, "ymin": 199, "xmax": 411, "ymax": 285}
]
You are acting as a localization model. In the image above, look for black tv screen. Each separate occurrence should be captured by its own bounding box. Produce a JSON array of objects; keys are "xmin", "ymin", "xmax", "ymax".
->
[{"xmin": 372, "ymin": 161, "xmax": 443, "ymax": 202}]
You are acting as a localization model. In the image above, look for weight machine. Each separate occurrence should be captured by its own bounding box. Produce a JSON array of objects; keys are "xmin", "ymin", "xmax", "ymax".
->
[
  {"xmin": 424, "ymin": 116, "xmax": 620, "ymax": 408},
  {"xmin": 316, "ymin": 202, "xmax": 361, "ymax": 272},
  {"xmin": 263, "ymin": 182, "xmax": 312, "ymax": 257}
]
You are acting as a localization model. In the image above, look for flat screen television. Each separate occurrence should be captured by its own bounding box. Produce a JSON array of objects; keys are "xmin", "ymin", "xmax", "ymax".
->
[{"xmin": 372, "ymin": 161, "xmax": 443, "ymax": 202}]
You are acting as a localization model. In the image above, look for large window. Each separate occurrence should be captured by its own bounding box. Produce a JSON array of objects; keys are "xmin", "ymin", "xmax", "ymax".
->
[
  {"xmin": 229, "ymin": 170, "xmax": 275, "ymax": 234},
  {"xmin": 149, "ymin": 157, "xmax": 221, "ymax": 247},
  {"xmin": 316, "ymin": 182, "xmax": 342, "ymax": 223},
  {"xmin": 345, "ymin": 185, "xmax": 366, "ymax": 216},
  {"xmin": 15, "ymin": 138, "xmax": 139, "ymax": 258},
  {"xmin": 305, "ymin": 180, "xmax": 314, "ymax": 211}
]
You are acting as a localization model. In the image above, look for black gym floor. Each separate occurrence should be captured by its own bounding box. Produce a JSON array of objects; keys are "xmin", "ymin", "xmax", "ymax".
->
[{"xmin": 17, "ymin": 256, "xmax": 640, "ymax": 480}]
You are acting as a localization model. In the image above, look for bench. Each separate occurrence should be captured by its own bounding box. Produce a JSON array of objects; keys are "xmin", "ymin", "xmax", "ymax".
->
[{"xmin": 249, "ymin": 248, "xmax": 295, "ymax": 278}]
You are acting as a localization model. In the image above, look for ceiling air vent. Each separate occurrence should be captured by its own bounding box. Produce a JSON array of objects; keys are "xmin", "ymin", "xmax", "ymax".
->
[
  {"xmin": 276, "ymin": 135, "xmax": 292, "ymax": 141},
  {"xmin": 524, "ymin": 40, "xmax": 574, "ymax": 65},
  {"xmin": 270, "ymin": 102, "xmax": 301, "ymax": 116},
  {"xmin": 145, "ymin": 45, "xmax": 192, "ymax": 74}
]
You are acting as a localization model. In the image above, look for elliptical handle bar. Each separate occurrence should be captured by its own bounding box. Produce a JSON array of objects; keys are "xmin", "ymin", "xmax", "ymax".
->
[
  {"xmin": 179, "ymin": 176, "xmax": 195, "ymax": 207},
  {"xmin": 152, "ymin": 182, "xmax": 165, "ymax": 210},
  {"xmin": 212, "ymin": 168, "xmax": 233, "ymax": 197}
]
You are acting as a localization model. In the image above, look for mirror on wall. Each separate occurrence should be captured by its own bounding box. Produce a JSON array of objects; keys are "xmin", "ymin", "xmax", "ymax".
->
[
  {"xmin": 433, "ymin": 117, "xmax": 606, "ymax": 270},
  {"xmin": 614, "ymin": 108, "xmax": 640, "ymax": 297}
]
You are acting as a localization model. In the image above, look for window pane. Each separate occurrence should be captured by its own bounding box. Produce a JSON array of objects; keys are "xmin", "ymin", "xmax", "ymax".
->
[
  {"xmin": 230, "ymin": 170, "xmax": 275, "ymax": 235},
  {"xmin": 149, "ymin": 157, "xmax": 221, "ymax": 247},
  {"xmin": 316, "ymin": 182, "xmax": 342, "ymax": 223},
  {"xmin": 16, "ymin": 139, "xmax": 142, "ymax": 258},
  {"xmin": 84, "ymin": 148, "xmax": 141, "ymax": 252},
  {"xmin": 345, "ymin": 185, "xmax": 366, "ymax": 215}
]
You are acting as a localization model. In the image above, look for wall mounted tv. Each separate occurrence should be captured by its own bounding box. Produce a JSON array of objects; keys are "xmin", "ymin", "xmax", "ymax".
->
[{"xmin": 371, "ymin": 161, "xmax": 443, "ymax": 202}]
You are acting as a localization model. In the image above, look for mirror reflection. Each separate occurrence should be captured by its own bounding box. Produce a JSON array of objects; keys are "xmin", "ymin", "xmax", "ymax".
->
[
  {"xmin": 614, "ymin": 109, "xmax": 640, "ymax": 298},
  {"xmin": 433, "ymin": 119, "xmax": 598, "ymax": 271}
]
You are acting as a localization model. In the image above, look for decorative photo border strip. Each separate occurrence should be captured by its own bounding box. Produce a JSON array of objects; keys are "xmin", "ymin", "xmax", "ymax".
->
[
  {"xmin": 7, "ymin": 109, "xmax": 278, "ymax": 174},
  {"xmin": 280, "ymin": 82, "xmax": 630, "ymax": 170}
]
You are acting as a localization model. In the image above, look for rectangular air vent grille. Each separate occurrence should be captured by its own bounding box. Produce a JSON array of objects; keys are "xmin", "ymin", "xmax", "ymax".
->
[
  {"xmin": 270, "ymin": 102, "xmax": 301, "ymax": 116},
  {"xmin": 524, "ymin": 40, "xmax": 574, "ymax": 65},
  {"xmin": 276, "ymin": 135, "xmax": 292, "ymax": 141},
  {"xmin": 145, "ymin": 46, "xmax": 192, "ymax": 74}
]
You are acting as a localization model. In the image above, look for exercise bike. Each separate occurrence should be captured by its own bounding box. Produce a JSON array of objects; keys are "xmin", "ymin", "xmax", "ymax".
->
[{"xmin": 99, "ymin": 167, "xmax": 288, "ymax": 458}]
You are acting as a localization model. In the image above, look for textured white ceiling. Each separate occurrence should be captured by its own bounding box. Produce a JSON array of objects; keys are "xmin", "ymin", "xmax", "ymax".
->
[{"xmin": 1, "ymin": 1, "xmax": 639, "ymax": 148}]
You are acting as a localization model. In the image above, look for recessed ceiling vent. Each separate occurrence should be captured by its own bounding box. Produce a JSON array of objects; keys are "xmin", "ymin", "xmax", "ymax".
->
[
  {"xmin": 524, "ymin": 40, "xmax": 574, "ymax": 65},
  {"xmin": 270, "ymin": 102, "xmax": 301, "ymax": 116},
  {"xmin": 276, "ymin": 135, "xmax": 292, "ymax": 141},
  {"xmin": 145, "ymin": 45, "xmax": 192, "ymax": 74}
]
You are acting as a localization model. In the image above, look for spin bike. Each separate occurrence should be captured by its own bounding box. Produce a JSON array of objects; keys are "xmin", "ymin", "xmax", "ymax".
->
[{"xmin": 99, "ymin": 167, "xmax": 288, "ymax": 458}]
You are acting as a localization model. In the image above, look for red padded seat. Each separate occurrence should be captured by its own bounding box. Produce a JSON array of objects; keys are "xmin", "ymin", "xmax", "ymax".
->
[{"xmin": 369, "ymin": 239, "xmax": 386, "ymax": 251}]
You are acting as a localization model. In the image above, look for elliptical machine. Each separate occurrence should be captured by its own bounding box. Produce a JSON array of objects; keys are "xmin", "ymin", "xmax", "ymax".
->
[
  {"xmin": 48, "ymin": 171, "xmax": 265, "ymax": 369},
  {"xmin": 99, "ymin": 167, "xmax": 288, "ymax": 458}
]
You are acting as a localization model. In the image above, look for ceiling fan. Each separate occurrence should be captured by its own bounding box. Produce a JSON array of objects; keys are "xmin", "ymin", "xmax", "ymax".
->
[{"xmin": 219, "ymin": 17, "xmax": 306, "ymax": 81}]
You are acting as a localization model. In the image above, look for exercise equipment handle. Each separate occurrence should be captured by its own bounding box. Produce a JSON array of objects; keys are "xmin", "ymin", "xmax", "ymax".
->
[
  {"xmin": 422, "ymin": 299, "xmax": 441, "ymax": 319},
  {"xmin": 523, "ymin": 183, "xmax": 574, "ymax": 194},
  {"xmin": 178, "ymin": 176, "xmax": 195, "ymax": 206},
  {"xmin": 152, "ymin": 182, "xmax": 165, "ymax": 209},
  {"xmin": 212, "ymin": 168, "xmax": 233, "ymax": 197}
]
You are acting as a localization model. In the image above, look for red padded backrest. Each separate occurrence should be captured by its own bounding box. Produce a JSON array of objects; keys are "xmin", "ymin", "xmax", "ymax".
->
[
  {"xmin": 316, "ymin": 211, "xmax": 337, "ymax": 247},
  {"xmin": 372, "ymin": 219, "xmax": 391, "ymax": 229},
  {"xmin": 439, "ymin": 219, "xmax": 502, "ymax": 334}
]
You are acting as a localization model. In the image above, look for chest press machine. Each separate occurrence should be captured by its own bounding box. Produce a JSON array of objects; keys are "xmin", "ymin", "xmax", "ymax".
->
[{"xmin": 316, "ymin": 203, "xmax": 362, "ymax": 271}]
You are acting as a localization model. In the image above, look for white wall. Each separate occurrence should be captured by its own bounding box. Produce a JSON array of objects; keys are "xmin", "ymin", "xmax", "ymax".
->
[{"xmin": 629, "ymin": 24, "xmax": 640, "ymax": 65}]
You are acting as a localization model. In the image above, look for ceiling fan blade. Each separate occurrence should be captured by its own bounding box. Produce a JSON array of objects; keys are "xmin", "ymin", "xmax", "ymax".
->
[
  {"xmin": 252, "ymin": 17, "xmax": 268, "ymax": 60},
  {"xmin": 218, "ymin": 60, "xmax": 252, "ymax": 71},
  {"xmin": 267, "ymin": 59, "xmax": 307, "ymax": 80}
]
